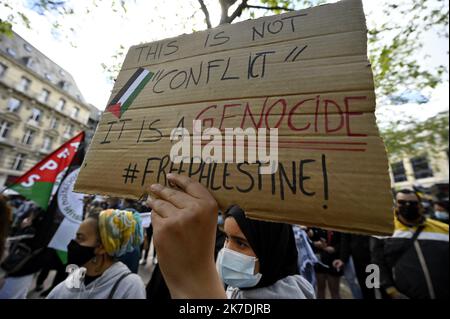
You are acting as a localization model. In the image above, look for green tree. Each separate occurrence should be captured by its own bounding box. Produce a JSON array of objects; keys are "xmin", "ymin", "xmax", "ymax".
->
[
  {"xmin": 2, "ymin": 1, "xmax": 449, "ymax": 162},
  {"xmin": 381, "ymin": 110, "xmax": 449, "ymax": 162},
  {"xmin": 368, "ymin": 0, "xmax": 448, "ymax": 103},
  {"xmin": 3, "ymin": 0, "xmax": 446, "ymax": 104}
]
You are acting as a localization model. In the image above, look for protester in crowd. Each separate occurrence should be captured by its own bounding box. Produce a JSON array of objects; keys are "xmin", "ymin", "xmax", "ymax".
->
[
  {"xmin": 333, "ymin": 233, "xmax": 375, "ymax": 299},
  {"xmin": 106, "ymin": 197, "xmax": 122, "ymax": 210},
  {"xmin": 10, "ymin": 199, "xmax": 34, "ymax": 232},
  {"xmin": 292, "ymin": 225, "xmax": 318, "ymax": 288},
  {"xmin": 430, "ymin": 200, "xmax": 449, "ymax": 225},
  {"xmin": 216, "ymin": 205, "xmax": 315, "ymax": 299},
  {"xmin": 0, "ymin": 204, "xmax": 52, "ymax": 299},
  {"xmin": 46, "ymin": 209, "xmax": 146, "ymax": 299},
  {"xmin": 38, "ymin": 204, "xmax": 108, "ymax": 297},
  {"xmin": 5, "ymin": 195, "xmax": 22, "ymax": 224},
  {"xmin": 0, "ymin": 196, "xmax": 11, "ymax": 291},
  {"xmin": 145, "ymin": 174, "xmax": 311, "ymax": 298},
  {"xmin": 138, "ymin": 203, "xmax": 156, "ymax": 267},
  {"xmin": 0, "ymin": 195, "xmax": 11, "ymax": 262},
  {"xmin": 145, "ymin": 262, "xmax": 171, "ymax": 301},
  {"xmin": 82, "ymin": 195, "xmax": 95, "ymax": 217},
  {"xmin": 371, "ymin": 189, "xmax": 449, "ymax": 299},
  {"xmin": 33, "ymin": 248, "xmax": 67, "ymax": 297},
  {"xmin": 140, "ymin": 224, "xmax": 154, "ymax": 266},
  {"xmin": 145, "ymin": 217, "xmax": 225, "ymax": 301},
  {"xmin": 115, "ymin": 199, "xmax": 144, "ymax": 274},
  {"xmin": 309, "ymin": 228, "xmax": 343, "ymax": 299},
  {"xmin": 215, "ymin": 212, "xmax": 226, "ymax": 261}
]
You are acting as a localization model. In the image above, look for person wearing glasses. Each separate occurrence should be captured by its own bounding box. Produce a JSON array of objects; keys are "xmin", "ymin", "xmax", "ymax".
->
[{"xmin": 371, "ymin": 189, "xmax": 449, "ymax": 299}]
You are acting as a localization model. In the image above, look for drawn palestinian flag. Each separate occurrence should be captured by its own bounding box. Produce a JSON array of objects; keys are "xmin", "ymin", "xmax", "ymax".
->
[{"xmin": 106, "ymin": 67, "xmax": 153, "ymax": 118}]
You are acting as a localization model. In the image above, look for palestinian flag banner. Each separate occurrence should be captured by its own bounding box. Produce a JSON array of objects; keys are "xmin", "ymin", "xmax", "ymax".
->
[
  {"xmin": 105, "ymin": 67, "xmax": 153, "ymax": 118},
  {"xmin": 7, "ymin": 132, "xmax": 85, "ymax": 210},
  {"xmin": 48, "ymin": 166, "xmax": 84, "ymax": 264}
]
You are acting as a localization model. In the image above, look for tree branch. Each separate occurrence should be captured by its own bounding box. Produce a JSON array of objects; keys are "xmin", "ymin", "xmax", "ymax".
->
[
  {"xmin": 227, "ymin": 0, "xmax": 248, "ymax": 24},
  {"xmin": 198, "ymin": 0, "xmax": 212, "ymax": 29},
  {"xmin": 245, "ymin": 4, "xmax": 295, "ymax": 12}
]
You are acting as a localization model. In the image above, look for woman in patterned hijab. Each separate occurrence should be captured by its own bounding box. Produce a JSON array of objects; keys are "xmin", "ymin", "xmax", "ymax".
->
[
  {"xmin": 46, "ymin": 208, "xmax": 146, "ymax": 299},
  {"xmin": 98, "ymin": 209, "xmax": 144, "ymax": 258}
]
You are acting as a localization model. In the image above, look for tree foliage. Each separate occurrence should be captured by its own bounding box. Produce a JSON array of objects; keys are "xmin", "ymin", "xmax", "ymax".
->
[
  {"xmin": 368, "ymin": 0, "xmax": 448, "ymax": 103},
  {"xmin": 2, "ymin": 0, "xmax": 447, "ymax": 100},
  {"xmin": 381, "ymin": 110, "xmax": 449, "ymax": 161},
  {"xmin": 1, "ymin": 0, "xmax": 448, "ymax": 159}
]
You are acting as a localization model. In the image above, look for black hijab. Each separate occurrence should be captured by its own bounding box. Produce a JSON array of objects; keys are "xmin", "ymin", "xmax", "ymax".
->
[{"xmin": 224, "ymin": 205, "xmax": 299, "ymax": 289}]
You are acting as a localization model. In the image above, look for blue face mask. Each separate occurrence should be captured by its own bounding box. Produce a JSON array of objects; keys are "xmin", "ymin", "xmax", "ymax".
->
[
  {"xmin": 216, "ymin": 248, "xmax": 262, "ymax": 288},
  {"xmin": 435, "ymin": 211, "xmax": 449, "ymax": 221}
]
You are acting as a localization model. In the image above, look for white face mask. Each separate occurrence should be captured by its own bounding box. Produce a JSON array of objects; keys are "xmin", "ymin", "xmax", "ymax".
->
[{"xmin": 216, "ymin": 248, "xmax": 262, "ymax": 288}]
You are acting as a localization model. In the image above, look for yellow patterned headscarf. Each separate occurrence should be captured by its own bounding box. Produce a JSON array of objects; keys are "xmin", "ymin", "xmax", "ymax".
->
[{"xmin": 98, "ymin": 209, "xmax": 144, "ymax": 257}]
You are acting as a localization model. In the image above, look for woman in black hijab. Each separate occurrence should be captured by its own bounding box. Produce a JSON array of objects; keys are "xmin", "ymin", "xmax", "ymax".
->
[{"xmin": 217, "ymin": 205, "xmax": 315, "ymax": 299}]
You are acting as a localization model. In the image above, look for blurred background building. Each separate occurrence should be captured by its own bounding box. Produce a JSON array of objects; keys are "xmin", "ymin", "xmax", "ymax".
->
[{"xmin": 0, "ymin": 31, "xmax": 100, "ymax": 188}]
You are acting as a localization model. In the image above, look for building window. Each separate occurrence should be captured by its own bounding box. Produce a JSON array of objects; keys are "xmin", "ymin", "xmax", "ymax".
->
[
  {"xmin": 45, "ymin": 73, "xmax": 52, "ymax": 81},
  {"xmin": 17, "ymin": 76, "xmax": 31, "ymax": 92},
  {"xmin": 24, "ymin": 43, "xmax": 32, "ymax": 52},
  {"xmin": 25, "ymin": 57, "xmax": 34, "ymax": 68},
  {"xmin": 72, "ymin": 107, "xmax": 80, "ymax": 118},
  {"xmin": 64, "ymin": 124, "xmax": 74, "ymax": 136},
  {"xmin": 7, "ymin": 97, "xmax": 22, "ymax": 112},
  {"xmin": 50, "ymin": 117, "xmax": 59, "ymax": 130},
  {"xmin": 58, "ymin": 81, "xmax": 70, "ymax": 91},
  {"xmin": 56, "ymin": 98, "xmax": 66, "ymax": 111},
  {"xmin": 42, "ymin": 136, "xmax": 53, "ymax": 151},
  {"xmin": 0, "ymin": 63, "xmax": 7, "ymax": 78},
  {"xmin": 29, "ymin": 108, "xmax": 42, "ymax": 122},
  {"xmin": 39, "ymin": 88, "xmax": 51, "ymax": 103},
  {"xmin": 391, "ymin": 161, "xmax": 407, "ymax": 183},
  {"xmin": 11, "ymin": 153, "xmax": 26, "ymax": 171},
  {"xmin": 6, "ymin": 48, "xmax": 16, "ymax": 57},
  {"xmin": 411, "ymin": 156, "xmax": 433, "ymax": 179},
  {"xmin": 22, "ymin": 129, "xmax": 35, "ymax": 145},
  {"xmin": 0, "ymin": 120, "xmax": 12, "ymax": 138}
]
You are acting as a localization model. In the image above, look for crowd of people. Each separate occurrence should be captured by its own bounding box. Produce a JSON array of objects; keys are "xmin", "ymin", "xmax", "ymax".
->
[{"xmin": 0, "ymin": 174, "xmax": 448, "ymax": 299}]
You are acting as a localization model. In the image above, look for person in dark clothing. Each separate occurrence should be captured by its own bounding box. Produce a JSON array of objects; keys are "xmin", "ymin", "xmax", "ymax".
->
[
  {"xmin": 371, "ymin": 189, "xmax": 449, "ymax": 299},
  {"xmin": 217, "ymin": 205, "xmax": 314, "ymax": 299},
  {"xmin": 0, "ymin": 204, "xmax": 56, "ymax": 298},
  {"xmin": 333, "ymin": 233, "xmax": 375, "ymax": 299},
  {"xmin": 140, "ymin": 224, "xmax": 157, "ymax": 265},
  {"xmin": 309, "ymin": 228, "xmax": 342, "ymax": 299},
  {"xmin": 215, "ymin": 225, "xmax": 226, "ymax": 261},
  {"xmin": 0, "ymin": 195, "xmax": 11, "ymax": 262},
  {"xmin": 34, "ymin": 248, "xmax": 67, "ymax": 297},
  {"xmin": 116, "ymin": 201, "xmax": 142, "ymax": 273},
  {"xmin": 106, "ymin": 197, "xmax": 121, "ymax": 210},
  {"xmin": 145, "ymin": 225, "xmax": 226, "ymax": 301},
  {"xmin": 145, "ymin": 263, "xmax": 171, "ymax": 301}
]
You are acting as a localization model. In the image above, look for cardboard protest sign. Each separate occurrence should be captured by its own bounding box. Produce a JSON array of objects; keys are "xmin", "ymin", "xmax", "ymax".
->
[{"xmin": 75, "ymin": 0, "xmax": 394, "ymax": 235}]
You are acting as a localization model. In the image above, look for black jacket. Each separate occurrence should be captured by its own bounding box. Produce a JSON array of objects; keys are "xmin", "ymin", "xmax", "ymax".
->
[{"xmin": 370, "ymin": 218, "xmax": 449, "ymax": 299}]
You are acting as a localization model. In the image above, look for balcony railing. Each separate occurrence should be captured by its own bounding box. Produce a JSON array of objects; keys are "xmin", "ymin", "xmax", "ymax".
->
[{"xmin": 0, "ymin": 137, "xmax": 40, "ymax": 152}]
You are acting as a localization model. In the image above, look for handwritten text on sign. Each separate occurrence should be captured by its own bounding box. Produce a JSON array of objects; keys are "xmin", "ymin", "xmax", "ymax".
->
[{"xmin": 75, "ymin": 0, "xmax": 394, "ymax": 235}]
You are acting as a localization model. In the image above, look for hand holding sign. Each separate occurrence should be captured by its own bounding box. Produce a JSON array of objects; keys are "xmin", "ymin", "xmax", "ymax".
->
[{"xmin": 148, "ymin": 173, "xmax": 225, "ymax": 298}]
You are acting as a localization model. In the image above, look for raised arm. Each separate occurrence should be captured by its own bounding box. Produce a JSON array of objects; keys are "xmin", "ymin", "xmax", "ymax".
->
[{"xmin": 147, "ymin": 173, "xmax": 226, "ymax": 299}]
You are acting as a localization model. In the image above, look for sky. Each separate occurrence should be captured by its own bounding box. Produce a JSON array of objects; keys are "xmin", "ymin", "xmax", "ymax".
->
[{"xmin": 1, "ymin": 0, "xmax": 448, "ymax": 124}]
